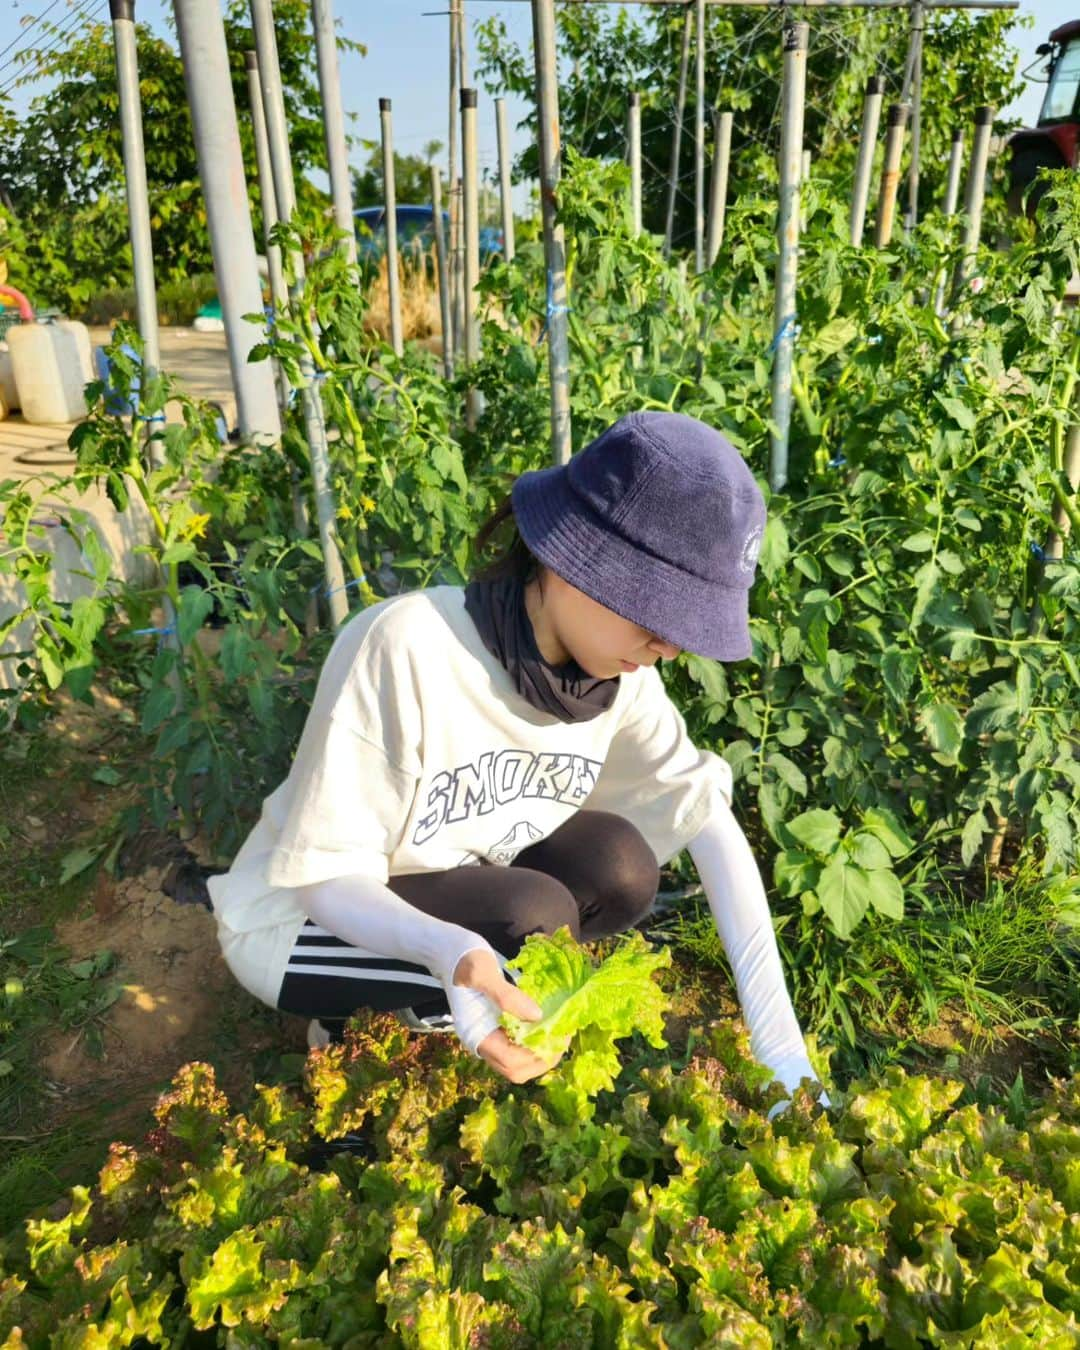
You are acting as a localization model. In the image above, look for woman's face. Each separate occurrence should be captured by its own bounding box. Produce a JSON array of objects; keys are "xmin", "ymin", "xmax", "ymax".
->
[{"xmin": 525, "ymin": 567, "xmax": 681, "ymax": 679}]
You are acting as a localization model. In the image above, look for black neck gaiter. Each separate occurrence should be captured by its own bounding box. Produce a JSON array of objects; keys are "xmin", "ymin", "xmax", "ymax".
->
[{"xmin": 463, "ymin": 571, "xmax": 620, "ymax": 724}]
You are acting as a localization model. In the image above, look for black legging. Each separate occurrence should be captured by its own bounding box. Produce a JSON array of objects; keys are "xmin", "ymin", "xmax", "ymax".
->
[{"xmin": 275, "ymin": 809, "xmax": 660, "ymax": 1029}]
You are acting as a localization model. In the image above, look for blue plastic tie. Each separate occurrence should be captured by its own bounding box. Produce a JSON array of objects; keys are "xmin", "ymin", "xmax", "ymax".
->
[
  {"xmin": 1030, "ymin": 542, "xmax": 1046, "ymax": 563},
  {"xmin": 131, "ymin": 624, "xmax": 176, "ymax": 637},
  {"xmin": 769, "ymin": 314, "xmax": 799, "ymax": 354},
  {"xmin": 828, "ymin": 453, "xmax": 847, "ymax": 469},
  {"xmin": 309, "ymin": 576, "xmax": 365, "ymax": 601},
  {"xmin": 535, "ymin": 269, "xmax": 571, "ymax": 347}
]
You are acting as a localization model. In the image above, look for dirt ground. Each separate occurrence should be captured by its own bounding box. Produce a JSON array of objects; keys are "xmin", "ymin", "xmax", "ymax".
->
[
  {"xmin": 41, "ymin": 863, "xmax": 293, "ymax": 1113},
  {"xmin": 0, "ymin": 689, "xmax": 303, "ymax": 1199}
]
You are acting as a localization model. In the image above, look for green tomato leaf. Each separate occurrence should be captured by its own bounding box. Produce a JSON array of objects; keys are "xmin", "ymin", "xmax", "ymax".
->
[
  {"xmin": 786, "ymin": 808, "xmax": 843, "ymax": 856},
  {"xmin": 918, "ymin": 702, "xmax": 964, "ymax": 761},
  {"xmin": 816, "ymin": 859, "xmax": 872, "ymax": 939},
  {"xmin": 935, "ymin": 394, "xmax": 977, "ymax": 431},
  {"xmin": 848, "ymin": 832, "xmax": 892, "ymax": 870},
  {"xmin": 860, "ymin": 807, "xmax": 916, "ymax": 859},
  {"xmin": 866, "ymin": 868, "xmax": 904, "ymax": 921},
  {"xmin": 900, "ymin": 531, "xmax": 934, "ymax": 552},
  {"xmin": 961, "ymin": 808, "xmax": 987, "ymax": 867}
]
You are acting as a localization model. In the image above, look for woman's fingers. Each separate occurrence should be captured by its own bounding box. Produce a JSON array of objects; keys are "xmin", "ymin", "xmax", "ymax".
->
[
  {"xmin": 453, "ymin": 948, "xmax": 543, "ymax": 1021},
  {"xmin": 490, "ymin": 980, "xmax": 544, "ymax": 1022},
  {"xmin": 475, "ymin": 1028, "xmax": 561, "ymax": 1083}
]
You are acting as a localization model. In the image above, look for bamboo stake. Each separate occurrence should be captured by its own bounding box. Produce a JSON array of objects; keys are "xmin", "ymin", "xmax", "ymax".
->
[{"xmin": 874, "ymin": 102, "xmax": 910, "ymax": 247}]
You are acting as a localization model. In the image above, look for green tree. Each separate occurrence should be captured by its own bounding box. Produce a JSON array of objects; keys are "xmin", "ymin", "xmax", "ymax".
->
[
  {"xmin": 351, "ymin": 142, "xmax": 443, "ymax": 211},
  {"xmin": 476, "ymin": 6, "xmax": 1023, "ymax": 251},
  {"xmin": 0, "ymin": 1, "xmax": 363, "ymax": 313}
]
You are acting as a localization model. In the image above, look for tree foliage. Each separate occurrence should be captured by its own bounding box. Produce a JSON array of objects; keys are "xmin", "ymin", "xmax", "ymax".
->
[
  {"xmin": 351, "ymin": 142, "xmax": 444, "ymax": 211},
  {"xmin": 0, "ymin": 1, "xmax": 363, "ymax": 313},
  {"xmin": 476, "ymin": 5, "xmax": 1024, "ymax": 251}
]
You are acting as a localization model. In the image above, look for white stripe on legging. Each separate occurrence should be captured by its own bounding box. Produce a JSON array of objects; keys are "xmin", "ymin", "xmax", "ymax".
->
[{"xmin": 283, "ymin": 963, "xmax": 443, "ymax": 988}]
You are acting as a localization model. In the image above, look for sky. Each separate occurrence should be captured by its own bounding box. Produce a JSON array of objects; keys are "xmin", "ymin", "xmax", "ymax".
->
[{"xmin": 0, "ymin": 0, "xmax": 1068, "ymax": 214}]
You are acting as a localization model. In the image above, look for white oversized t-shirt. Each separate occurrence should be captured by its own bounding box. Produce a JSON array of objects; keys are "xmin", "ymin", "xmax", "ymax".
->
[{"xmin": 207, "ymin": 584, "xmax": 733, "ymax": 1005}]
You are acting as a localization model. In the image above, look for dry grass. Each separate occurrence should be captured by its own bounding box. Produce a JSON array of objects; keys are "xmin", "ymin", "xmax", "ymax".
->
[
  {"xmin": 362, "ymin": 246, "xmax": 443, "ymax": 346},
  {"xmin": 361, "ymin": 244, "xmax": 520, "ymax": 353}
]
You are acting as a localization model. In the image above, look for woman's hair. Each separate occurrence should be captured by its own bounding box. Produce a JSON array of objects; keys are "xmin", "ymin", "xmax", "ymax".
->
[{"xmin": 470, "ymin": 492, "xmax": 541, "ymax": 585}]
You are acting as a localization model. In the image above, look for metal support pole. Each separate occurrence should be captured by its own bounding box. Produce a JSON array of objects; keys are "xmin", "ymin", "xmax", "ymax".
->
[
  {"xmin": 311, "ymin": 0, "xmax": 357, "ymax": 264},
  {"xmin": 448, "ymin": 0, "xmax": 460, "ymax": 356},
  {"xmin": 531, "ymin": 0, "xmax": 571, "ymax": 465},
  {"xmin": 110, "ymin": 1, "xmax": 160, "ymax": 393},
  {"xmin": 849, "ymin": 75, "xmax": 884, "ymax": 245},
  {"xmin": 245, "ymin": 51, "xmax": 290, "ymax": 412},
  {"xmin": 461, "ymin": 87, "xmax": 481, "ymax": 428},
  {"xmin": 942, "ymin": 127, "xmax": 964, "ymax": 215},
  {"xmin": 249, "ymin": 0, "xmax": 349, "ymax": 628},
  {"xmin": 246, "ymin": 48, "xmax": 316, "ymax": 636},
  {"xmin": 705, "ymin": 108, "xmax": 732, "ymax": 264},
  {"xmin": 952, "ymin": 105, "xmax": 994, "ymax": 301},
  {"xmin": 664, "ymin": 2, "xmax": 693, "ymax": 258},
  {"xmin": 874, "ymin": 102, "xmax": 909, "ymax": 247},
  {"xmin": 932, "ymin": 128, "xmax": 964, "ymax": 314},
  {"xmin": 174, "ymin": 0, "xmax": 280, "ymax": 446},
  {"xmin": 628, "ymin": 91, "xmax": 642, "ymax": 236},
  {"xmin": 431, "ymin": 164, "xmax": 454, "ymax": 379},
  {"xmin": 800, "ymin": 148, "xmax": 811, "ymax": 231},
  {"xmin": 452, "ymin": 1, "xmax": 469, "ymax": 358},
  {"xmin": 901, "ymin": 0, "xmax": 925, "ymax": 230},
  {"xmin": 379, "ymin": 98, "xmax": 404, "ymax": 357},
  {"xmin": 495, "ymin": 96, "xmax": 516, "ymax": 262},
  {"xmin": 769, "ymin": 20, "xmax": 808, "ymax": 495},
  {"xmin": 694, "ymin": 0, "xmax": 706, "ymax": 272},
  {"xmin": 114, "ymin": 0, "xmax": 182, "ymax": 691}
]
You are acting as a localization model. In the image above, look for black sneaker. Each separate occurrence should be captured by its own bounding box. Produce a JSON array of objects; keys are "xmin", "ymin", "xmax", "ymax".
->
[{"xmin": 395, "ymin": 1007, "xmax": 456, "ymax": 1034}]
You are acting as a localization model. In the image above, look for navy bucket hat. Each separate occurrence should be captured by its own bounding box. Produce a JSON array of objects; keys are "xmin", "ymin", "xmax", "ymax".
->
[{"xmin": 510, "ymin": 411, "xmax": 767, "ymax": 661}]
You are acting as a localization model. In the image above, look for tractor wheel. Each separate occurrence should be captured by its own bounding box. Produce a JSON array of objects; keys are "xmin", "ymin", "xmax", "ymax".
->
[{"xmin": 1007, "ymin": 142, "xmax": 1068, "ymax": 219}]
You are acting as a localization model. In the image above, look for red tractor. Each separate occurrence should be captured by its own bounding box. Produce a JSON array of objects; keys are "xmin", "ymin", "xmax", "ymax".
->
[{"xmin": 1007, "ymin": 20, "xmax": 1080, "ymax": 218}]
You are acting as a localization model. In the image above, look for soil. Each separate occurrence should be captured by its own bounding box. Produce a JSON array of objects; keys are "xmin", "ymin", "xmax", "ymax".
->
[
  {"xmin": 1, "ymin": 687, "xmax": 305, "ymax": 1187},
  {"xmin": 40, "ymin": 861, "xmax": 297, "ymax": 1115}
]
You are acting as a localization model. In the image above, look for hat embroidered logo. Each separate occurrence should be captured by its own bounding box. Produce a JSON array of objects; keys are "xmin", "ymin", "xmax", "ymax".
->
[{"xmin": 739, "ymin": 525, "xmax": 764, "ymax": 575}]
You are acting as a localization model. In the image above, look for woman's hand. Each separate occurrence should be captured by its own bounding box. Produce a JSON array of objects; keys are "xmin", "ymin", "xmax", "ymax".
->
[{"xmin": 452, "ymin": 948, "xmax": 565, "ymax": 1084}]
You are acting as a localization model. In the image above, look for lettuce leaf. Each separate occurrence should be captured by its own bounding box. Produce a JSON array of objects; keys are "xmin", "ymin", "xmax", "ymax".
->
[{"xmin": 499, "ymin": 926, "xmax": 672, "ymax": 1066}]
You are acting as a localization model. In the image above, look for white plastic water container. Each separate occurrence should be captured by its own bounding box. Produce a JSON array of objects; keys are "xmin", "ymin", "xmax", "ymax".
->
[
  {"xmin": 0, "ymin": 344, "xmax": 17, "ymax": 412},
  {"xmin": 8, "ymin": 320, "xmax": 95, "ymax": 424}
]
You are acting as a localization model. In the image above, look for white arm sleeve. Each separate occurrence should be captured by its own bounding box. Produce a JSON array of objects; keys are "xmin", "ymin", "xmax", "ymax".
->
[
  {"xmin": 294, "ymin": 873, "xmax": 506, "ymax": 1055},
  {"xmin": 687, "ymin": 800, "xmax": 830, "ymax": 1110}
]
